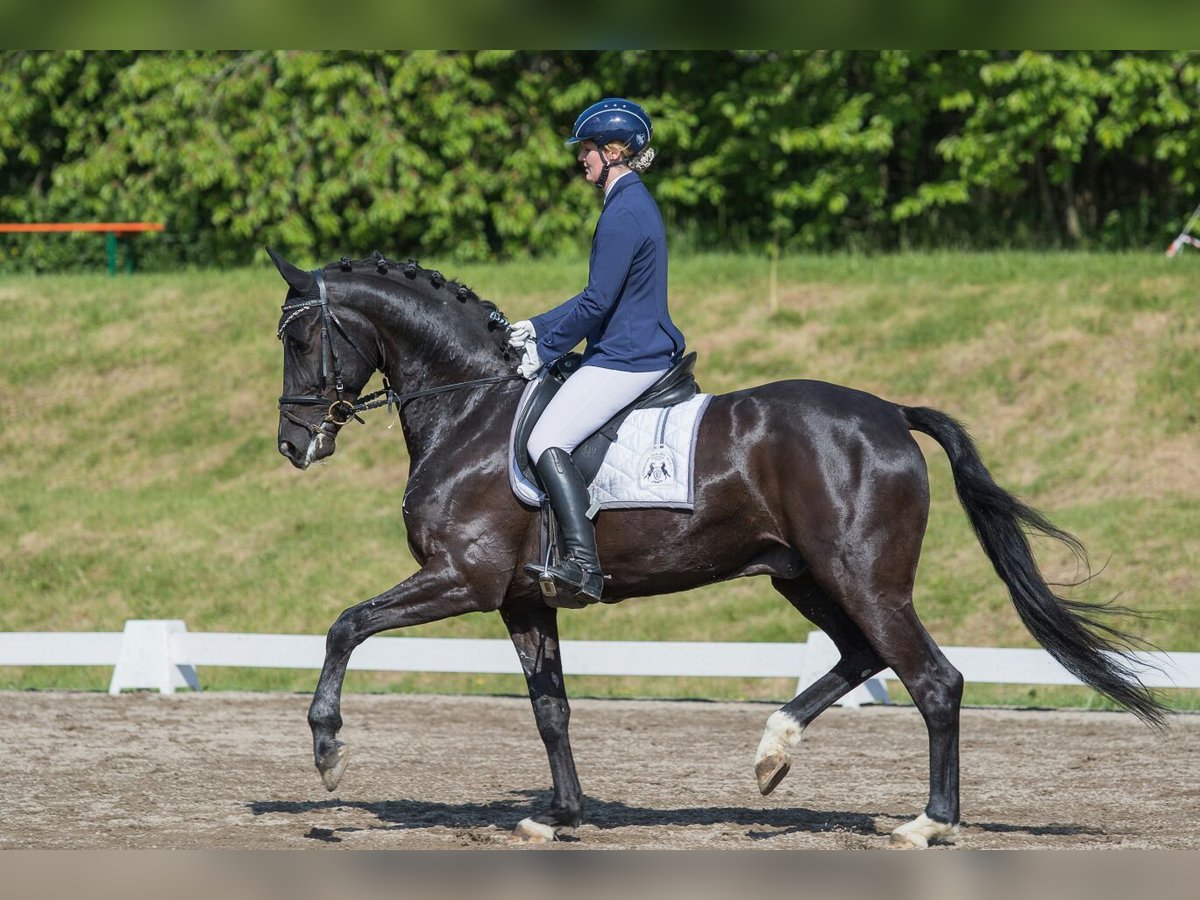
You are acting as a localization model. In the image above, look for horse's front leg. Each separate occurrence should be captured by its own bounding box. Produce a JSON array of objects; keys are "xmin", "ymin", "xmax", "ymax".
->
[
  {"xmin": 501, "ymin": 604, "xmax": 584, "ymax": 843},
  {"xmin": 309, "ymin": 563, "xmax": 495, "ymax": 791}
]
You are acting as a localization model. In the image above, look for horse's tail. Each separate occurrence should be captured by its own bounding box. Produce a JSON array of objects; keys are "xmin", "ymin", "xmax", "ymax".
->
[{"xmin": 901, "ymin": 405, "xmax": 1168, "ymax": 728}]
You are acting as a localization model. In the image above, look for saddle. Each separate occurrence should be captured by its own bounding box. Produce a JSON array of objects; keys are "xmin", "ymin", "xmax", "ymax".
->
[{"xmin": 514, "ymin": 351, "xmax": 700, "ymax": 489}]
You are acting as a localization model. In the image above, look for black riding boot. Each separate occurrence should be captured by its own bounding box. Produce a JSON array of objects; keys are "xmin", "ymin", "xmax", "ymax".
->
[{"xmin": 524, "ymin": 447, "xmax": 605, "ymax": 605}]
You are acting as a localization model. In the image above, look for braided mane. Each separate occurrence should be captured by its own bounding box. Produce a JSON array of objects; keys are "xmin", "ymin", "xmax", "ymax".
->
[{"xmin": 323, "ymin": 251, "xmax": 513, "ymax": 357}]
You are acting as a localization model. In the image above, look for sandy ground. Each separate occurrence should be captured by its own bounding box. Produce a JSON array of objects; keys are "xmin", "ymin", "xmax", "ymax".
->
[{"xmin": 1, "ymin": 691, "xmax": 1196, "ymax": 850}]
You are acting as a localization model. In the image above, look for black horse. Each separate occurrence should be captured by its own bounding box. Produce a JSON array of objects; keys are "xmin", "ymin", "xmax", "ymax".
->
[{"xmin": 271, "ymin": 249, "xmax": 1166, "ymax": 847}]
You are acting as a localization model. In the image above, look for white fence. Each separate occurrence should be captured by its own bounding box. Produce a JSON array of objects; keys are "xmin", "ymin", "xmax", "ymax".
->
[{"xmin": 2, "ymin": 619, "xmax": 1198, "ymax": 707}]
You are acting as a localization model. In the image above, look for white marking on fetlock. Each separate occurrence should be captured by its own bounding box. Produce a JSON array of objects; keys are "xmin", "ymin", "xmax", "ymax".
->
[
  {"xmin": 889, "ymin": 813, "xmax": 959, "ymax": 848},
  {"xmin": 754, "ymin": 710, "xmax": 804, "ymax": 794},
  {"xmin": 756, "ymin": 710, "xmax": 803, "ymax": 764},
  {"xmin": 512, "ymin": 817, "xmax": 557, "ymax": 844}
]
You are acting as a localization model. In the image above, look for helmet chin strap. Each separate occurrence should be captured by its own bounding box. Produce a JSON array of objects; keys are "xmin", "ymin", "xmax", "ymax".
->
[{"xmin": 595, "ymin": 152, "xmax": 628, "ymax": 191}]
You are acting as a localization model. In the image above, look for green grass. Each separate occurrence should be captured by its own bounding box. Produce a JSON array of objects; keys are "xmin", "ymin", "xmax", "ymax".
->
[{"xmin": 1, "ymin": 251, "xmax": 1197, "ymax": 713}]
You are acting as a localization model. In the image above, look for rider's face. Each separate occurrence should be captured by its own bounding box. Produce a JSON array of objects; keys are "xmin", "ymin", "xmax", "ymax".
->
[{"xmin": 578, "ymin": 141, "xmax": 605, "ymax": 185}]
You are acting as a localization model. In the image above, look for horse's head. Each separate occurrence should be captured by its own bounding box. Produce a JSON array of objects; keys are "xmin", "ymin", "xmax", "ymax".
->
[{"xmin": 269, "ymin": 248, "xmax": 379, "ymax": 470}]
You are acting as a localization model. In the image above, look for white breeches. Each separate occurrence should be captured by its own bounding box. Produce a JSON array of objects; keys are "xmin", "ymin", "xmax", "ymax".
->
[{"xmin": 527, "ymin": 364, "xmax": 667, "ymax": 464}]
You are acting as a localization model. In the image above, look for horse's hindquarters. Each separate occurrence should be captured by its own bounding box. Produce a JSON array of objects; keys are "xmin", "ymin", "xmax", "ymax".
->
[{"xmin": 591, "ymin": 381, "xmax": 927, "ymax": 601}]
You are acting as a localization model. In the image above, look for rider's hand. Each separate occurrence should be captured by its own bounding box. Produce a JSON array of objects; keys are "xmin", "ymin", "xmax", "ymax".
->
[
  {"xmin": 507, "ymin": 320, "xmax": 536, "ymax": 350},
  {"xmin": 517, "ymin": 343, "xmax": 544, "ymax": 380}
]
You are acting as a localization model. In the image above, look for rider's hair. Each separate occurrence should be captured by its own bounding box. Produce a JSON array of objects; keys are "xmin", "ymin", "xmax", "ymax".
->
[{"xmin": 603, "ymin": 139, "xmax": 656, "ymax": 174}]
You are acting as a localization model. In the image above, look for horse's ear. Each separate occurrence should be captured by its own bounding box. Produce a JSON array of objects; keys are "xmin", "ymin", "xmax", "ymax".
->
[{"xmin": 265, "ymin": 247, "xmax": 314, "ymax": 292}]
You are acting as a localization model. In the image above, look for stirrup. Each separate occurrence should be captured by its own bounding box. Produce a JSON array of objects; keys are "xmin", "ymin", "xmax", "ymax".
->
[{"xmin": 524, "ymin": 559, "xmax": 604, "ymax": 607}]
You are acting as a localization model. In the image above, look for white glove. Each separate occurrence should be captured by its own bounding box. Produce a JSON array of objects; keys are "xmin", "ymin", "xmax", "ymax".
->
[
  {"xmin": 517, "ymin": 342, "xmax": 544, "ymax": 380},
  {"xmin": 507, "ymin": 320, "xmax": 536, "ymax": 350}
]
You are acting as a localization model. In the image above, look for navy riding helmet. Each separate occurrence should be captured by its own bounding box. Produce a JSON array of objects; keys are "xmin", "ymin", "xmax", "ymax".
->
[
  {"xmin": 566, "ymin": 98, "xmax": 652, "ymax": 190},
  {"xmin": 565, "ymin": 98, "xmax": 652, "ymax": 154}
]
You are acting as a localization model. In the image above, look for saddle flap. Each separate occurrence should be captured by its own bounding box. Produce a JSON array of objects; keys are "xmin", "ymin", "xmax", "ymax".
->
[{"xmin": 513, "ymin": 354, "xmax": 582, "ymax": 486}]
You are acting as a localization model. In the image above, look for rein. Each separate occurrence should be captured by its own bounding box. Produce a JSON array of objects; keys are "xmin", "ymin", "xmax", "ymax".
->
[
  {"xmin": 330, "ymin": 372, "xmax": 524, "ymax": 426},
  {"xmin": 277, "ymin": 268, "xmax": 522, "ymax": 436}
]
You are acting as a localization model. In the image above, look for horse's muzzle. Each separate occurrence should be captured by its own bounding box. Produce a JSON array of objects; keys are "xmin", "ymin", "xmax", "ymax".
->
[
  {"xmin": 279, "ymin": 428, "xmax": 336, "ymax": 470},
  {"xmin": 278, "ymin": 439, "xmax": 308, "ymax": 469}
]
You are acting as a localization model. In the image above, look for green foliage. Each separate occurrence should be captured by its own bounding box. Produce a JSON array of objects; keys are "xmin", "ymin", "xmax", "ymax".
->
[
  {"xmin": 3, "ymin": 51, "xmax": 1200, "ymax": 268},
  {"xmin": 0, "ymin": 51, "xmax": 599, "ymax": 269}
]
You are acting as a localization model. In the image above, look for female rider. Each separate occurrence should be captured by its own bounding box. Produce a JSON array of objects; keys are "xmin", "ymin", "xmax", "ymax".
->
[{"xmin": 508, "ymin": 98, "xmax": 686, "ymax": 605}]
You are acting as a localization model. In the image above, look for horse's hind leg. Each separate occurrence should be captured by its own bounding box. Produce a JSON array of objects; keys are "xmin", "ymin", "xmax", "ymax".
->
[
  {"xmin": 830, "ymin": 583, "xmax": 964, "ymax": 848},
  {"xmin": 875, "ymin": 613, "xmax": 963, "ymax": 848},
  {"xmin": 501, "ymin": 605, "xmax": 584, "ymax": 843},
  {"xmin": 755, "ymin": 575, "xmax": 885, "ymax": 795}
]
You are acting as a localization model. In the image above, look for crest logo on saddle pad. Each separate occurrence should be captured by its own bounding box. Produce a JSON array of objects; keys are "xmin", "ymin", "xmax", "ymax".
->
[{"xmin": 639, "ymin": 445, "xmax": 673, "ymax": 486}]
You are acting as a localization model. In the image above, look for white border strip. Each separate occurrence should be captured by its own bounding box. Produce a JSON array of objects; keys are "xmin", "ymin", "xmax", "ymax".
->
[{"xmin": 1, "ymin": 624, "xmax": 1197, "ymax": 694}]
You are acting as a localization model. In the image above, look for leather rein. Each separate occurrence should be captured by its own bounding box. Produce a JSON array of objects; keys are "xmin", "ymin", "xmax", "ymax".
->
[{"xmin": 277, "ymin": 268, "xmax": 521, "ymax": 437}]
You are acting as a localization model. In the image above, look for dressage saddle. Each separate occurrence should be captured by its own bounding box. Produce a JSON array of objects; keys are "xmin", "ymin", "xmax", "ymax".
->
[{"xmin": 514, "ymin": 351, "xmax": 700, "ymax": 490}]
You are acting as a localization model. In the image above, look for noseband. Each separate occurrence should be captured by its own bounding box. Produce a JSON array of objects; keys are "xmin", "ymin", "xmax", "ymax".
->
[{"xmin": 277, "ymin": 268, "xmax": 521, "ymax": 437}]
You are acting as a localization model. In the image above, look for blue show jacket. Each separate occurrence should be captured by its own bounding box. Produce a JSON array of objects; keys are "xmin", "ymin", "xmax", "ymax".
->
[{"xmin": 530, "ymin": 173, "xmax": 685, "ymax": 372}]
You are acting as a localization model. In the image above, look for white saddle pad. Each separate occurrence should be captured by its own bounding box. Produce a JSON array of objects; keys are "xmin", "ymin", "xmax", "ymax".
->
[
  {"xmin": 587, "ymin": 394, "xmax": 712, "ymax": 509},
  {"xmin": 508, "ymin": 385, "xmax": 712, "ymax": 511}
]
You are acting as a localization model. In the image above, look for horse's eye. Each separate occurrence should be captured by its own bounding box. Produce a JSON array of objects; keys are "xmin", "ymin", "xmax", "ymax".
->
[
  {"xmin": 283, "ymin": 323, "xmax": 315, "ymax": 351},
  {"xmin": 280, "ymin": 332, "xmax": 309, "ymax": 356}
]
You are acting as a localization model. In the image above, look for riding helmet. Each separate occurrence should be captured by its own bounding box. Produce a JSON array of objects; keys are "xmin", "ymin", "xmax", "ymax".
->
[{"xmin": 565, "ymin": 98, "xmax": 652, "ymax": 153}]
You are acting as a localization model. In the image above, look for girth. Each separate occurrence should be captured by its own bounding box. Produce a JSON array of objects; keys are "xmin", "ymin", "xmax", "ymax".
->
[{"xmin": 514, "ymin": 351, "xmax": 699, "ymax": 489}]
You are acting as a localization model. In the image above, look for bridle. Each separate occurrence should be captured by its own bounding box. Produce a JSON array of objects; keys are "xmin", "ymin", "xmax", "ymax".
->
[{"xmin": 277, "ymin": 268, "xmax": 521, "ymax": 437}]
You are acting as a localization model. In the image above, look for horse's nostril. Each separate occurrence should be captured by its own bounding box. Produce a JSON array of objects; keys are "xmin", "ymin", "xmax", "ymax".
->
[{"xmin": 279, "ymin": 441, "xmax": 295, "ymax": 458}]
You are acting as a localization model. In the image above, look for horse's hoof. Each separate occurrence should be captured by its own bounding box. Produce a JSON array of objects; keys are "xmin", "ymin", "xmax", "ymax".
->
[
  {"xmin": 316, "ymin": 743, "xmax": 350, "ymax": 792},
  {"xmin": 888, "ymin": 829, "xmax": 928, "ymax": 849},
  {"xmin": 511, "ymin": 817, "xmax": 558, "ymax": 844},
  {"xmin": 755, "ymin": 752, "xmax": 791, "ymax": 796},
  {"xmin": 754, "ymin": 709, "xmax": 801, "ymax": 795},
  {"xmin": 889, "ymin": 813, "xmax": 958, "ymax": 849}
]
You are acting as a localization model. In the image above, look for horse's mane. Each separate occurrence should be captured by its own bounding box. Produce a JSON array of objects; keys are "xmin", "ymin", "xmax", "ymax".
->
[{"xmin": 323, "ymin": 251, "xmax": 513, "ymax": 356}]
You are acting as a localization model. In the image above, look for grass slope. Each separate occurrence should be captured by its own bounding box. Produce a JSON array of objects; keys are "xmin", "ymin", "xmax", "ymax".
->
[{"xmin": 1, "ymin": 252, "xmax": 1196, "ymax": 709}]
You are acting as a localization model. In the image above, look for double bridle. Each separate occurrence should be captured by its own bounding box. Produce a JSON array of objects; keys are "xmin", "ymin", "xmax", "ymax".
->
[{"xmin": 277, "ymin": 268, "xmax": 521, "ymax": 437}]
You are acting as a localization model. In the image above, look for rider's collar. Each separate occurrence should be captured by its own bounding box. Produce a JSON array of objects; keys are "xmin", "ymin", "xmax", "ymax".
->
[{"xmin": 603, "ymin": 169, "xmax": 632, "ymax": 203}]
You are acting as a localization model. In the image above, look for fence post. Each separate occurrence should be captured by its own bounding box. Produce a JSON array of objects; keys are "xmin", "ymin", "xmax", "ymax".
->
[
  {"xmin": 796, "ymin": 631, "xmax": 890, "ymax": 708},
  {"xmin": 108, "ymin": 620, "xmax": 200, "ymax": 695}
]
